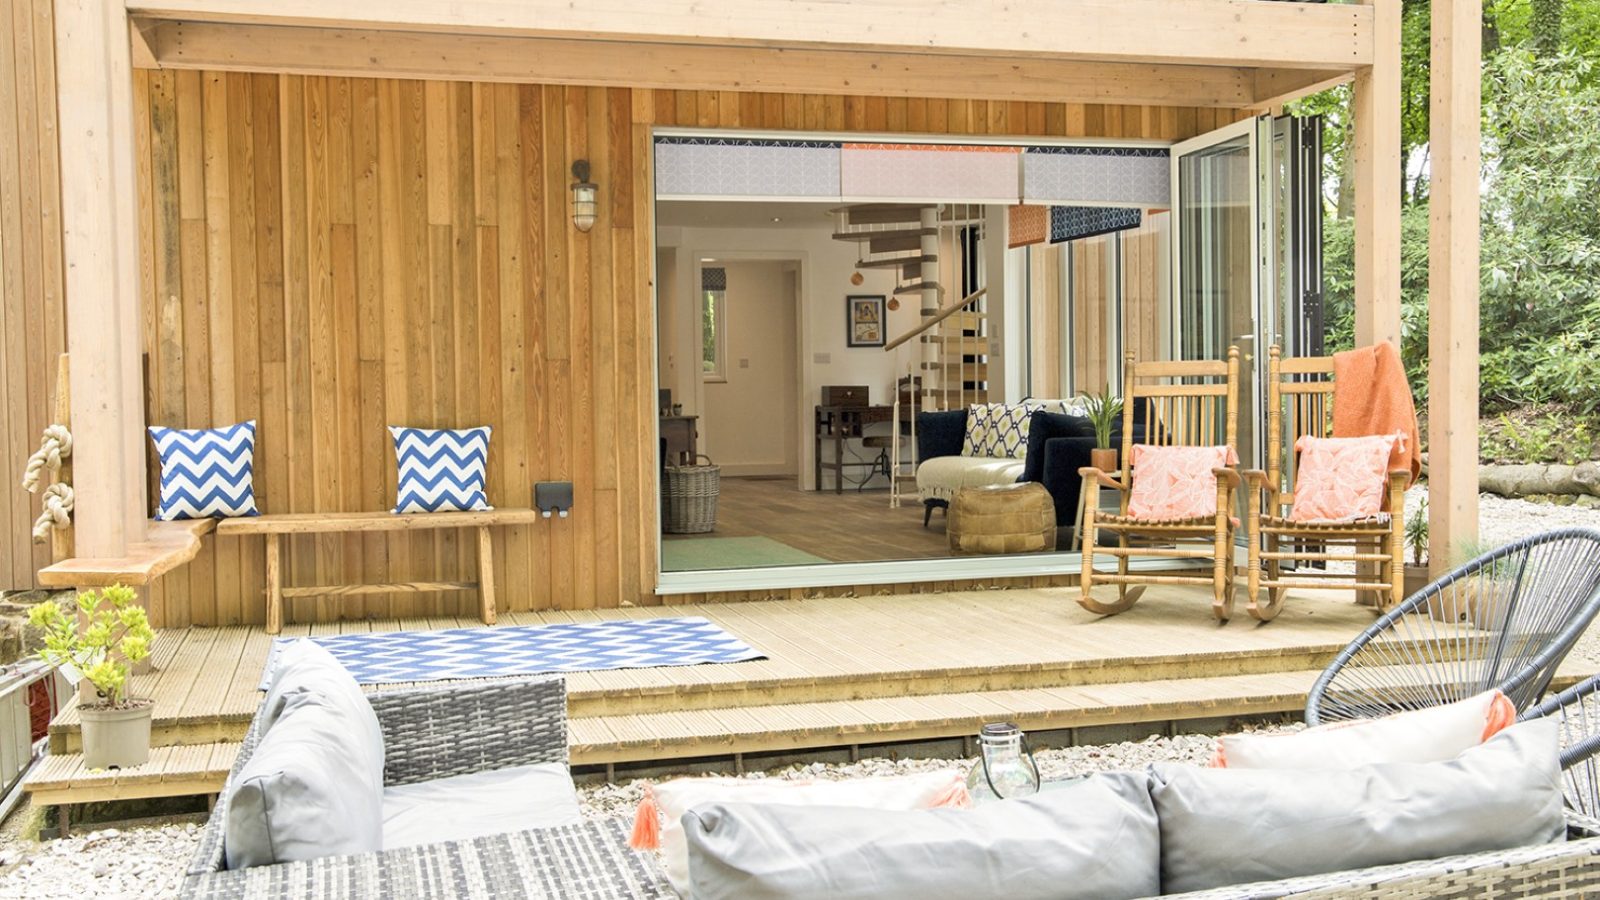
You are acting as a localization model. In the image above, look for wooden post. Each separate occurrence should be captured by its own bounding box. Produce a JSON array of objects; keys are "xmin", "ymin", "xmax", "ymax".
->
[
  {"xmin": 53, "ymin": 1, "xmax": 148, "ymax": 558},
  {"xmin": 1427, "ymin": 0, "xmax": 1482, "ymax": 574},
  {"xmin": 1350, "ymin": 0, "xmax": 1403, "ymax": 347}
]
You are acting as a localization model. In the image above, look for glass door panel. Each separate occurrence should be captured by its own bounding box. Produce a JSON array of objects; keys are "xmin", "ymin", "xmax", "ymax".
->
[{"xmin": 1170, "ymin": 118, "xmax": 1270, "ymax": 470}]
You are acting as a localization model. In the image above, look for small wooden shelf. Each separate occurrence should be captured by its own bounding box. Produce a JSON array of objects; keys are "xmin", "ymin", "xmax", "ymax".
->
[{"xmin": 36, "ymin": 519, "xmax": 217, "ymax": 588}]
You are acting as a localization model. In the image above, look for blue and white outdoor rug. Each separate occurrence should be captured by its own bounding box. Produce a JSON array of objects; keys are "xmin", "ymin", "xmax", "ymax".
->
[{"xmin": 258, "ymin": 617, "xmax": 765, "ymax": 688}]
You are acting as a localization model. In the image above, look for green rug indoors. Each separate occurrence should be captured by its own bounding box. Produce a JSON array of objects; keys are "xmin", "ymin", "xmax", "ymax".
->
[{"xmin": 662, "ymin": 536, "xmax": 829, "ymax": 571}]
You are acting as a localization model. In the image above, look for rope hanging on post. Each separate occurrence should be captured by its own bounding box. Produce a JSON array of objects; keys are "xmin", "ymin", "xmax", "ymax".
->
[
  {"xmin": 22, "ymin": 423, "xmax": 74, "ymax": 542},
  {"xmin": 21, "ymin": 423, "xmax": 72, "ymax": 492},
  {"xmin": 32, "ymin": 483, "xmax": 74, "ymax": 543}
]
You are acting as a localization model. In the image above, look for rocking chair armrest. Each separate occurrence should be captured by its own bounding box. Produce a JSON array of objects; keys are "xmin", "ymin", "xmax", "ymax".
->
[
  {"xmin": 1078, "ymin": 466, "xmax": 1128, "ymax": 492},
  {"xmin": 1212, "ymin": 467, "xmax": 1242, "ymax": 488}
]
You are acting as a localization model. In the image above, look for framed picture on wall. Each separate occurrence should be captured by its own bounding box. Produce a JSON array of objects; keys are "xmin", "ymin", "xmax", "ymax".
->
[{"xmin": 846, "ymin": 294, "xmax": 886, "ymax": 348}]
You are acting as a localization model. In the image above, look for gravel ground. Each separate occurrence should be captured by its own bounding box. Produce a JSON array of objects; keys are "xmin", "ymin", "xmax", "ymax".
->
[{"xmin": 1, "ymin": 491, "xmax": 1595, "ymax": 898}]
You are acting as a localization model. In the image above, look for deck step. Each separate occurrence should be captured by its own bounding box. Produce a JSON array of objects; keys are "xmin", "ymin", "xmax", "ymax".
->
[
  {"xmin": 568, "ymin": 669, "xmax": 1320, "ymax": 765},
  {"xmin": 23, "ymin": 742, "xmax": 238, "ymax": 806}
]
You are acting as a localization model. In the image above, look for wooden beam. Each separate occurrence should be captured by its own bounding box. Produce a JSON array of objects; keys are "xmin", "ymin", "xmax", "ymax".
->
[
  {"xmin": 1253, "ymin": 68, "xmax": 1355, "ymax": 110},
  {"xmin": 127, "ymin": 0, "xmax": 1373, "ymax": 70},
  {"xmin": 139, "ymin": 20, "xmax": 1262, "ymax": 108},
  {"xmin": 1427, "ymin": 0, "xmax": 1481, "ymax": 573},
  {"xmin": 1350, "ymin": 0, "xmax": 1402, "ymax": 347},
  {"xmin": 128, "ymin": 18, "xmax": 162, "ymax": 68},
  {"xmin": 54, "ymin": 0, "xmax": 149, "ymax": 558}
]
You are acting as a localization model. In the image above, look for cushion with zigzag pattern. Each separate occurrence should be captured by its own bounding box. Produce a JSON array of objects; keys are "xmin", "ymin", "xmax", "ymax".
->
[
  {"xmin": 389, "ymin": 426, "xmax": 493, "ymax": 514},
  {"xmin": 148, "ymin": 420, "xmax": 260, "ymax": 520}
]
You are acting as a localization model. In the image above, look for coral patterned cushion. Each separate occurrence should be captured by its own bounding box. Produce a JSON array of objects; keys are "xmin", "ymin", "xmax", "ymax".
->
[
  {"xmin": 1126, "ymin": 445, "xmax": 1238, "ymax": 520},
  {"xmin": 1289, "ymin": 433, "xmax": 1405, "ymax": 523}
]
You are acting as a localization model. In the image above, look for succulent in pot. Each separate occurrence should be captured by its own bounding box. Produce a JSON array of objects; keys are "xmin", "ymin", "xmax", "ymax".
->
[{"xmin": 29, "ymin": 584, "xmax": 155, "ymax": 769}]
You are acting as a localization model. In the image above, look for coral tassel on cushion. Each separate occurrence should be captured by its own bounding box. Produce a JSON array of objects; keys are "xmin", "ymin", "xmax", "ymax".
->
[
  {"xmin": 1483, "ymin": 691, "xmax": 1516, "ymax": 741},
  {"xmin": 629, "ymin": 784, "xmax": 662, "ymax": 850},
  {"xmin": 930, "ymin": 778, "xmax": 972, "ymax": 809}
]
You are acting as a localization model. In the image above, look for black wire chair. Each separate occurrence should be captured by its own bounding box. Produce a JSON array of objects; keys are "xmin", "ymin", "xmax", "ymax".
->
[
  {"xmin": 1306, "ymin": 528, "xmax": 1600, "ymax": 726},
  {"xmin": 1524, "ymin": 673, "xmax": 1600, "ymax": 818}
]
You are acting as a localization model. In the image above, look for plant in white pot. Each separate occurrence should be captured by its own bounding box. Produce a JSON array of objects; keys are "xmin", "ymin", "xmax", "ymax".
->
[
  {"xmin": 29, "ymin": 584, "xmax": 155, "ymax": 769},
  {"xmin": 1403, "ymin": 497, "xmax": 1431, "ymax": 601}
]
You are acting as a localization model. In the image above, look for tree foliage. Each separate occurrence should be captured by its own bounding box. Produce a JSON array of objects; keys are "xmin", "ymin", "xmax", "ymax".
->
[{"xmin": 1312, "ymin": 1, "xmax": 1600, "ymax": 425}]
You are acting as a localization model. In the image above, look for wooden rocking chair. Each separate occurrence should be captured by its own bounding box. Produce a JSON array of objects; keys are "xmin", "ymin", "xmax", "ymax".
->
[
  {"xmin": 1078, "ymin": 348, "xmax": 1242, "ymax": 621},
  {"xmin": 1242, "ymin": 347, "xmax": 1408, "ymax": 621}
]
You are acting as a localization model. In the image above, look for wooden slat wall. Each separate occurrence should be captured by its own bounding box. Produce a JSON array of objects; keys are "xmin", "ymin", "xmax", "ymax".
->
[
  {"xmin": 1121, "ymin": 215, "xmax": 1166, "ymax": 366},
  {"xmin": 0, "ymin": 0, "xmax": 66, "ymax": 592},
  {"xmin": 134, "ymin": 71, "xmax": 1246, "ymax": 624}
]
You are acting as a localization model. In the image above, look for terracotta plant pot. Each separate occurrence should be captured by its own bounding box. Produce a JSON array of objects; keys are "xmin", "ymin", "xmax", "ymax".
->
[
  {"xmin": 1089, "ymin": 448, "xmax": 1118, "ymax": 473},
  {"xmin": 1403, "ymin": 563, "xmax": 1431, "ymax": 603},
  {"xmin": 80, "ymin": 702, "xmax": 153, "ymax": 770}
]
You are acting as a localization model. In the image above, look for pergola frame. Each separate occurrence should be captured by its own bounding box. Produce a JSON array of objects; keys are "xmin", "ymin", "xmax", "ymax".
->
[{"xmin": 53, "ymin": 0, "xmax": 1478, "ymax": 576}]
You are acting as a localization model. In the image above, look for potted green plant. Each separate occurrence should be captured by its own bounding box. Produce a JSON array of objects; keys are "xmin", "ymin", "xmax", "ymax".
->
[
  {"xmin": 29, "ymin": 584, "xmax": 155, "ymax": 769},
  {"xmin": 1079, "ymin": 387, "xmax": 1123, "ymax": 473},
  {"xmin": 1403, "ymin": 498, "xmax": 1431, "ymax": 601}
]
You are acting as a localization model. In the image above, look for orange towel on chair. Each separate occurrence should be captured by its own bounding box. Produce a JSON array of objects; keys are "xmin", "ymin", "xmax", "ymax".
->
[{"xmin": 1332, "ymin": 341, "xmax": 1421, "ymax": 485}]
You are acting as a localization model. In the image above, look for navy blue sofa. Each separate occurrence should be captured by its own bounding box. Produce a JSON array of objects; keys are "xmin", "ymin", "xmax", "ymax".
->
[{"xmin": 916, "ymin": 406, "xmax": 1150, "ymax": 538}]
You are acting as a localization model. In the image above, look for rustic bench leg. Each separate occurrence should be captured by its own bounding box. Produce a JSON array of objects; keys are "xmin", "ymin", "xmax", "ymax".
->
[
  {"xmin": 476, "ymin": 526, "xmax": 497, "ymax": 626},
  {"xmin": 265, "ymin": 533, "xmax": 283, "ymax": 634}
]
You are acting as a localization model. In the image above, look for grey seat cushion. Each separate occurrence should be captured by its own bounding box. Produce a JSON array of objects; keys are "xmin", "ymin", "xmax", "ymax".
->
[
  {"xmin": 1151, "ymin": 717, "xmax": 1566, "ymax": 894},
  {"xmin": 223, "ymin": 693, "xmax": 386, "ymax": 868},
  {"xmin": 224, "ymin": 639, "xmax": 386, "ymax": 869},
  {"xmin": 382, "ymin": 761, "xmax": 583, "ymax": 849},
  {"xmin": 682, "ymin": 770, "xmax": 1159, "ymax": 900}
]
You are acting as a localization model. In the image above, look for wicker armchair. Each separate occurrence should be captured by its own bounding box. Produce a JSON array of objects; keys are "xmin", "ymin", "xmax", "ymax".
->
[
  {"xmin": 1305, "ymin": 528, "xmax": 1600, "ymax": 727},
  {"xmin": 180, "ymin": 676, "xmax": 671, "ymax": 899},
  {"xmin": 1078, "ymin": 349, "xmax": 1242, "ymax": 621},
  {"xmin": 1243, "ymin": 347, "xmax": 1409, "ymax": 621}
]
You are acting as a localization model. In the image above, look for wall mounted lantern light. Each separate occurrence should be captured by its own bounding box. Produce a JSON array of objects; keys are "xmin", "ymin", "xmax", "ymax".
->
[{"xmin": 570, "ymin": 160, "xmax": 598, "ymax": 232}]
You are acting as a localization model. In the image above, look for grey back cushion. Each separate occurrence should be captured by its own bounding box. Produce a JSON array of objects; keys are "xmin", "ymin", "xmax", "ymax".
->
[
  {"xmin": 1151, "ymin": 717, "xmax": 1566, "ymax": 894},
  {"xmin": 225, "ymin": 640, "xmax": 386, "ymax": 869},
  {"xmin": 683, "ymin": 770, "xmax": 1159, "ymax": 900}
]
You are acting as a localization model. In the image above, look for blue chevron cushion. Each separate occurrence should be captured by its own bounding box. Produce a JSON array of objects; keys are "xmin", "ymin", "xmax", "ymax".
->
[
  {"xmin": 148, "ymin": 420, "xmax": 260, "ymax": 520},
  {"xmin": 389, "ymin": 426, "xmax": 493, "ymax": 514}
]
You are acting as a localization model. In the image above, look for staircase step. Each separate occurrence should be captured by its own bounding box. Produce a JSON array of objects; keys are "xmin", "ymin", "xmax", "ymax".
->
[
  {"xmin": 24, "ymin": 742, "xmax": 238, "ymax": 808},
  {"xmin": 922, "ymin": 335, "xmax": 989, "ymax": 354},
  {"xmin": 944, "ymin": 311, "xmax": 985, "ymax": 330},
  {"xmin": 831, "ymin": 227, "xmax": 936, "ymax": 244},
  {"xmin": 831, "ymin": 204, "xmax": 933, "ymax": 227},
  {"xmin": 893, "ymin": 281, "xmax": 942, "ymax": 296},
  {"xmin": 923, "ymin": 362, "xmax": 989, "ymax": 381},
  {"xmin": 855, "ymin": 253, "xmax": 936, "ymax": 270}
]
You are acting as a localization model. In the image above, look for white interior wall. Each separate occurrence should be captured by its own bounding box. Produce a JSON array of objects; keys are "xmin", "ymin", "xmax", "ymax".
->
[
  {"xmin": 700, "ymin": 261, "xmax": 800, "ymax": 476},
  {"xmin": 657, "ymin": 218, "xmax": 922, "ymax": 490}
]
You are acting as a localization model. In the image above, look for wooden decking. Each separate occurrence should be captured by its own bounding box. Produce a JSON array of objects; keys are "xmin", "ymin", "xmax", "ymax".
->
[{"xmin": 27, "ymin": 586, "xmax": 1598, "ymax": 808}]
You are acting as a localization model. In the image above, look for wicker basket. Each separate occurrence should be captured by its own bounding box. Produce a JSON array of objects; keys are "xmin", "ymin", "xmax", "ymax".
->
[{"xmin": 663, "ymin": 455, "xmax": 720, "ymax": 534}]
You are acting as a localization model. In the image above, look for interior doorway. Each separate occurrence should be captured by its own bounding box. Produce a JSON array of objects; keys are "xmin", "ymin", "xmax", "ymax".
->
[{"xmin": 699, "ymin": 259, "xmax": 801, "ymax": 479}]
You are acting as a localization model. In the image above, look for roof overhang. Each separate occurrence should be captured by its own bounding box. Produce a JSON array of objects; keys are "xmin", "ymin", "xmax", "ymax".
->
[{"xmin": 127, "ymin": 0, "xmax": 1370, "ymax": 109}]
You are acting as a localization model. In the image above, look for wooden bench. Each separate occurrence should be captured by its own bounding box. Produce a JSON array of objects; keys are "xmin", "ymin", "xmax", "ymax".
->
[
  {"xmin": 36, "ymin": 518, "xmax": 218, "ymax": 588},
  {"xmin": 216, "ymin": 509, "xmax": 544, "ymax": 633}
]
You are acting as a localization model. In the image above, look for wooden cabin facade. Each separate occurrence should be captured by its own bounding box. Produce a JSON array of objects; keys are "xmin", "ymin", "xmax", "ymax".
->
[{"xmin": 4, "ymin": 0, "xmax": 1482, "ymax": 630}]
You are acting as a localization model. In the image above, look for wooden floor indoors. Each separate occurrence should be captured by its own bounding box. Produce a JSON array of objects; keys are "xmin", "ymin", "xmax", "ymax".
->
[
  {"xmin": 663, "ymin": 475, "xmax": 951, "ymax": 565},
  {"xmin": 25, "ymin": 585, "xmax": 1599, "ymax": 813}
]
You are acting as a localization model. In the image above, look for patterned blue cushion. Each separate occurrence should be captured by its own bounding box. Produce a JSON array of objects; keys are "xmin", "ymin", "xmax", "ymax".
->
[
  {"xmin": 389, "ymin": 426, "xmax": 493, "ymax": 514},
  {"xmin": 148, "ymin": 420, "xmax": 260, "ymax": 520}
]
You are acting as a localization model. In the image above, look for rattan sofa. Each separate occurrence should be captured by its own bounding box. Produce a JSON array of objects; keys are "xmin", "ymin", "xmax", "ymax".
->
[{"xmin": 179, "ymin": 675, "xmax": 672, "ymax": 899}]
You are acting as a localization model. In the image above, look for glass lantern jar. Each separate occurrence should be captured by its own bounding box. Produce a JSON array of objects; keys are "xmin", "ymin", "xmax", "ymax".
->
[{"xmin": 965, "ymin": 722, "xmax": 1041, "ymax": 803}]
